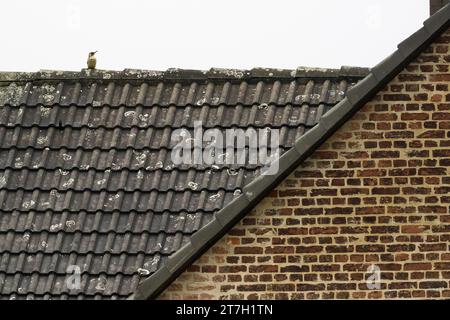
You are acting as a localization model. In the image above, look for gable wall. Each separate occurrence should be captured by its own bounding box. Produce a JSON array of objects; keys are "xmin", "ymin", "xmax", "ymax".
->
[
  {"xmin": 431, "ymin": 0, "xmax": 448, "ymax": 15},
  {"xmin": 160, "ymin": 27, "xmax": 450, "ymax": 299}
]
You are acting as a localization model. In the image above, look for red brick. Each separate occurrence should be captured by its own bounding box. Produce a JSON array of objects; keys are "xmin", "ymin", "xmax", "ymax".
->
[
  {"xmin": 404, "ymin": 263, "xmax": 432, "ymax": 271},
  {"xmin": 401, "ymin": 225, "xmax": 430, "ymax": 234},
  {"xmin": 371, "ymin": 151, "xmax": 400, "ymax": 158},
  {"xmin": 430, "ymin": 74, "xmax": 450, "ymax": 81}
]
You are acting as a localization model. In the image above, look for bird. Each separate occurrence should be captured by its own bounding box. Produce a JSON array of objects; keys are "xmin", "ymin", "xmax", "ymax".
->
[{"xmin": 87, "ymin": 51, "xmax": 97, "ymax": 69}]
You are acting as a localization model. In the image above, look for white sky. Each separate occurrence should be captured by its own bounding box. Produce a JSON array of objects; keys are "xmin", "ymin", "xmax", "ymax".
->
[{"xmin": 1, "ymin": 0, "xmax": 428, "ymax": 72}]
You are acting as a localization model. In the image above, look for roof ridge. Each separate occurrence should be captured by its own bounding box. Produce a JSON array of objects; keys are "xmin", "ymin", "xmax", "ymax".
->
[
  {"xmin": 131, "ymin": 2, "xmax": 450, "ymax": 300},
  {"xmin": 0, "ymin": 66, "xmax": 369, "ymax": 83}
]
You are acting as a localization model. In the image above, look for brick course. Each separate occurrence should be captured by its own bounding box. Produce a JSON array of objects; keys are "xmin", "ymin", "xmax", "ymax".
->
[{"xmin": 160, "ymin": 27, "xmax": 450, "ymax": 300}]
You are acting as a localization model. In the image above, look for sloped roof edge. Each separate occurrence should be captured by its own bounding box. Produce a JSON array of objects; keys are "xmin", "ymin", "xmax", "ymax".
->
[{"xmin": 132, "ymin": 3, "xmax": 450, "ymax": 300}]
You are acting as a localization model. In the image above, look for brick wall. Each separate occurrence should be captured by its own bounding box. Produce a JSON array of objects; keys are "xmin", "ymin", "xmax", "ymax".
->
[
  {"xmin": 430, "ymin": 0, "xmax": 448, "ymax": 16},
  {"xmin": 160, "ymin": 27, "xmax": 450, "ymax": 300}
]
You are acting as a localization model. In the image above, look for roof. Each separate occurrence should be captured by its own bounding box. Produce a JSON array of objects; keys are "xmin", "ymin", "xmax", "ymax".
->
[
  {"xmin": 0, "ymin": 66, "xmax": 368, "ymax": 299},
  {"xmin": 0, "ymin": 2, "xmax": 448, "ymax": 300},
  {"xmin": 133, "ymin": 3, "xmax": 450, "ymax": 299}
]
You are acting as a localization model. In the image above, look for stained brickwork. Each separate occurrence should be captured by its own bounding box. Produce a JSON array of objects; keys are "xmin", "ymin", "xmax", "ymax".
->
[
  {"xmin": 431, "ymin": 0, "xmax": 448, "ymax": 15},
  {"xmin": 160, "ymin": 27, "xmax": 450, "ymax": 300}
]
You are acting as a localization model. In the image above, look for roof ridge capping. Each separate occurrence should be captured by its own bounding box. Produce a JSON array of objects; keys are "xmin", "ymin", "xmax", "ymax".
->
[
  {"xmin": 0, "ymin": 66, "xmax": 369, "ymax": 83},
  {"xmin": 295, "ymin": 66, "xmax": 369, "ymax": 78},
  {"xmin": 131, "ymin": 2, "xmax": 450, "ymax": 300}
]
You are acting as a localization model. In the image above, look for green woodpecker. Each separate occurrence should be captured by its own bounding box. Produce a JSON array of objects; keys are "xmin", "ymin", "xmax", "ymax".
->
[{"xmin": 87, "ymin": 51, "xmax": 97, "ymax": 69}]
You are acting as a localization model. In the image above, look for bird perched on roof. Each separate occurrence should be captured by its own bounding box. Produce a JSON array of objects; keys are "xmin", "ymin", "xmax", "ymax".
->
[{"xmin": 87, "ymin": 51, "xmax": 97, "ymax": 69}]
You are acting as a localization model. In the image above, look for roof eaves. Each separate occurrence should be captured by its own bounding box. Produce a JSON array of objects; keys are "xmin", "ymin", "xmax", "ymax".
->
[{"xmin": 132, "ymin": 3, "xmax": 450, "ymax": 300}]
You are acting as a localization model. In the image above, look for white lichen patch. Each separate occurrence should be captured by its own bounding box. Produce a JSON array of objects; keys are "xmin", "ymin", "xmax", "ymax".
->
[
  {"xmin": 96, "ymin": 178, "xmax": 107, "ymax": 186},
  {"xmin": 143, "ymin": 256, "xmax": 160, "ymax": 270},
  {"xmin": 84, "ymin": 129, "xmax": 94, "ymax": 141},
  {"xmin": 42, "ymin": 94, "xmax": 54, "ymax": 103},
  {"xmin": 214, "ymin": 68, "xmax": 245, "ymax": 78},
  {"xmin": 166, "ymin": 68, "xmax": 179, "ymax": 73},
  {"xmin": 312, "ymin": 93, "xmax": 321, "ymax": 100},
  {"xmin": 50, "ymin": 189, "xmax": 61, "ymax": 198},
  {"xmin": 58, "ymin": 169, "xmax": 70, "ymax": 176},
  {"xmin": 22, "ymin": 232, "xmax": 30, "ymax": 242},
  {"xmin": 41, "ymin": 84, "xmax": 56, "ymax": 103},
  {"xmin": 211, "ymin": 97, "xmax": 220, "ymax": 104},
  {"xmin": 22, "ymin": 200, "xmax": 36, "ymax": 209},
  {"xmin": 95, "ymin": 278, "xmax": 106, "ymax": 291},
  {"xmin": 37, "ymin": 136, "xmax": 48, "ymax": 145},
  {"xmin": 40, "ymin": 106, "xmax": 52, "ymax": 117},
  {"xmin": 295, "ymin": 95, "xmax": 307, "ymax": 102},
  {"xmin": 138, "ymin": 113, "xmax": 150, "ymax": 123},
  {"xmin": 108, "ymin": 193, "xmax": 120, "ymax": 201},
  {"xmin": 62, "ymin": 153, "xmax": 72, "ymax": 161},
  {"xmin": 62, "ymin": 178, "xmax": 74, "ymax": 188},
  {"xmin": 137, "ymin": 268, "xmax": 150, "ymax": 276},
  {"xmin": 258, "ymin": 103, "xmax": 269, "ymax": 110},
  {"xmin": 14, "ymin": 157, "xmax": 23, "ymax": 168},
  {"xmin": 134, "ymin": 151, "xmax": 147, "ymax": 165},
  {"xmin": 298, "ymin": 67, "xmax": 330, "ymax": 73},
  {"xmin": 12, "ymin": 156, "xmax": 24, "ymax": 168},
  {"xmin": 50, "ymin": 223, "xmax": 63, "ymax": 232},
  {"xmin": 65, "ymin": 220, "xmax": 76, "ymax": 229},
  {"xmin": 209, "ymin": 193, "xmax": 221, "ymax": 201},
  {"xmin": 0, "ymin": 83, "xmax": 24, "ymax": 105},
  {"xmin": 0, "ymin": 175, "xmax": 7, "ymax": 188},
  {"xmin": 187, "ymin": 181, "xmax": 198, "ymax": 190},
  {"xmin": 111, "ymin": 162, "xmax": 121, "ymax": 170},
  {"xmin": 196, "ymin": 98, "xmax": 207, "ymax": 106},
  {"xmin": 288, "ymin": 116, "xmax": 298, "ymax": 125}
]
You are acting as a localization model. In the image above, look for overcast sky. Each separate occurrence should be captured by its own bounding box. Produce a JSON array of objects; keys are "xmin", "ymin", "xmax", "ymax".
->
[{"xmin": 1, "ymin": 0, "xmax": 428, "ymax": 72}]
